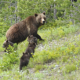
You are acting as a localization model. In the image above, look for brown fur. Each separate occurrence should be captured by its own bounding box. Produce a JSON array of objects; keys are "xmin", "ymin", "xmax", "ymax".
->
[
  {"xmin": 20, "ymin": 52, "xmax": 30, "ymax": 70},
  {"xmin": 6, "ymin": 13, "xmax": 46, "ymax": 44},
  {"xmin": 25, "ymin": 35, "xmax": 37, "ymax": 57},
  {"xmin": 19, "ymin": 35, "xmax": 37, "ymax": 70},
  {"xmin": 3, "ymin": 40, "xmax": 14, "ymax": 52}
]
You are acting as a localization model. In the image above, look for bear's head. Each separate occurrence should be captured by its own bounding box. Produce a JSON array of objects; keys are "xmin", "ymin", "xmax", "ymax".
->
[
  {"xmin": 3, "ymin": 40, "xmax": 8, "ymax": 48},
  {"xmin": 21, "ymin": 52, "xmax": 29, "ymax": 59},
  {"xmin": 21, "ymin": 52, "xmax": 30, "ymax": 61},
  {"xmin": 35, "ymin": 12, "xmax": 46, "ymax": 25},
  {"xmin": 27, "ymin": 35, "xmax": 37, "ymax": 45},
  {"xmin": 3, "ymin": 40, "xmax": 13, "ymax": 48}
]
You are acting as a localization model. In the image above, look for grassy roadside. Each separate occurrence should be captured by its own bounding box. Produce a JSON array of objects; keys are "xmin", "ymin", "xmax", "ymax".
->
[{"xmin": 0, "ymin": 24, "xmax": 80, "ymax": 80}]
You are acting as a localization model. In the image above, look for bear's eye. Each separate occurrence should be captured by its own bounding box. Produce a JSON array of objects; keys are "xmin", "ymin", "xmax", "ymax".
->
[{"xmin": 44, "ymin": 18, "xmax": 46, "ymax": 20}]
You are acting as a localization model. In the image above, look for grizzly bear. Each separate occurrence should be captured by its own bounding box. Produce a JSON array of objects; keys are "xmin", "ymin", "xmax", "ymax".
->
[
  {"xmin": 20, "ymin": 35, "xmax": 37, "ymax": 70},
  {"xmin": 5, "ymin": 12, "xmax": 46, "ymax": 46},
  {"xmin": 20, "ymin": 52, "xmax": 30, "ymax": 70},
  {"xmin": 25, "ymin": 35, "xmax": 37, "ymax": 57}
]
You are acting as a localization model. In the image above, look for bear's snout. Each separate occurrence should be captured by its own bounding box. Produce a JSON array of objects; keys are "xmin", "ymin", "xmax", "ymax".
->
[
  {"xmin": 43, "ymin": 21, "xmax": 45, "ymax": 24},
  {"xmin": 41, "ymin": 18, "xmax": 46, "ymax": 25}
]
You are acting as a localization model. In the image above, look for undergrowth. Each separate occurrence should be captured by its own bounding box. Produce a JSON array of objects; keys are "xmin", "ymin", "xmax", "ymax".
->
[
  {"xmin": 0, "ymin": 45, "xmax": 19, "ymax": 70},
  {"xmin": 28, "ymin": 36, "xmax": 80, "ymax": 71},
  {"xmin": 0, "ymin": 23, "xmax": 80, "ymax": 80}
]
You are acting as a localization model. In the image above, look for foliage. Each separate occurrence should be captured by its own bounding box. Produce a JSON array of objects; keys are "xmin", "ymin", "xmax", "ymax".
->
[
  {"xmin": 29, "ymin": 37, "xmax": 80, "ymax": 70},
  {"xmin": 0, "ymin": 45, "xmax": 19, "ymax": 70},
  {"xmin": 0, "ymin": 0, "xmax": 80, "ymax": 79},
  {"xmin": 0, "ymin": 0, "xmax": 80, "ymax": 37},
  {"xmin": 0, "ymin": 24, "xmax": 80, "ymax": 79},
  {"xmin": 0, "ymin": 24, "xmax": 79, "ymax": 71},
  {"xmin": 65, "ymin": 64, "xmax": 77, "ymax": 73}
]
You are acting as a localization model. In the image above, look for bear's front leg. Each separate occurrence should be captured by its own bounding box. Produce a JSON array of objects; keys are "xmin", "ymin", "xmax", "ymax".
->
[
  {"xmin": 19, "ymin": 65, "xmax": 22, "ymax": 70},
  {"xmin": 36, "ymin": 34, "xmax": 44, "ymax": 41},
  {"xmin": 19, "ymin": 61, "xmax": 23, "ymax": 70}
]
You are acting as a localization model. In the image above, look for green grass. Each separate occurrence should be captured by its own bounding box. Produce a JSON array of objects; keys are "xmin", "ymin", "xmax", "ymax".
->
[
  {"xmin": 65, "ymin": 64, "xmax": 77, "ymax": 73},
  {"xmin": 0, "ymin": 24, "xmax": 80, "ymax": 80}
]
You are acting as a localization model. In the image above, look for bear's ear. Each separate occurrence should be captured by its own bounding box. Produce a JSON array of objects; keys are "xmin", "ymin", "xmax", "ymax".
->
[
  {"xmin": 27, "ymin": 53, "xmax": 29, "ymax": 55},
  {"xmin": 35, "ymin": 14, "xmax": 38, "ymax": 17},
  {"xmin": 35, "ymin": 43, "xmax": 37, "ymax": 45},
  {"xmin": 28, "ymin": 35, "xmax": 30, "ymax": 38},
  {"xmin": 6, "ymin": 40, "xmax": 8, "ymax": 43},
  {"xmin": 23, "ymin": 52, "xmax": 25, "ymax": 55},
  {"xmin": 43, "ymin": 12, "xmax": 45, "ymax": 15},
  {"xmin": 27, "ymin": 35, "xmax": 30, "ymax": 41}
]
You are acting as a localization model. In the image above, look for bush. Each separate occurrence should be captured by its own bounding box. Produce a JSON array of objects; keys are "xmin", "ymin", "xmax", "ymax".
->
[
  {"xmin": 0, "ymin": 45, "xmax": 19, "ymax": 71},
  {"xmin": 65, "ymin": 64, "xmax": 77, "ymax": 73},
  {"xmin": 0, "ymin": 21, "xmax": 9, "ymax": 37}
]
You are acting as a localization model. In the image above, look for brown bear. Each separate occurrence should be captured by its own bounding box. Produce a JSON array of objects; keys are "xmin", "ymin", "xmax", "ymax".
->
[
  {"xmin": 5, "ymin": 12, "xmax": 46, "ymax": 46},
  {"xmin": 25, "ymin": 35, "xmax": 37, "ymax": 57},
  {"xmin": 20, "ymin": 52, "xmax": 30, "ymax": 70},
  {"xmin": 19, "ymin": 35, "xmax": 37, "ymax": 70}
]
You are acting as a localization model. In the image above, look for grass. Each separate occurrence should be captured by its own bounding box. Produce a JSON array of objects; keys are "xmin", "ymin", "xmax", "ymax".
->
[
  {"xmin": 0, "ymin": 23, "xmax": 80, "ymax": 80},
  {"xmin": 65, "ymin": 64, "xmax": 77, "ymax": 73}
]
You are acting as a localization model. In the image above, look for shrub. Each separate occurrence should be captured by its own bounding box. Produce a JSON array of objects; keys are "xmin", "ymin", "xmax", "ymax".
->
[
  {"xmin": 0, "ymin": 45, "xmax": 19, "ymax": 70},
  {"xmin": 0, "ymin": 22, "xmax": 9, "ymax": 37},
  {"xmin": 65, "ymin": 64, "xmax": 77, "ymax": 73}
]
